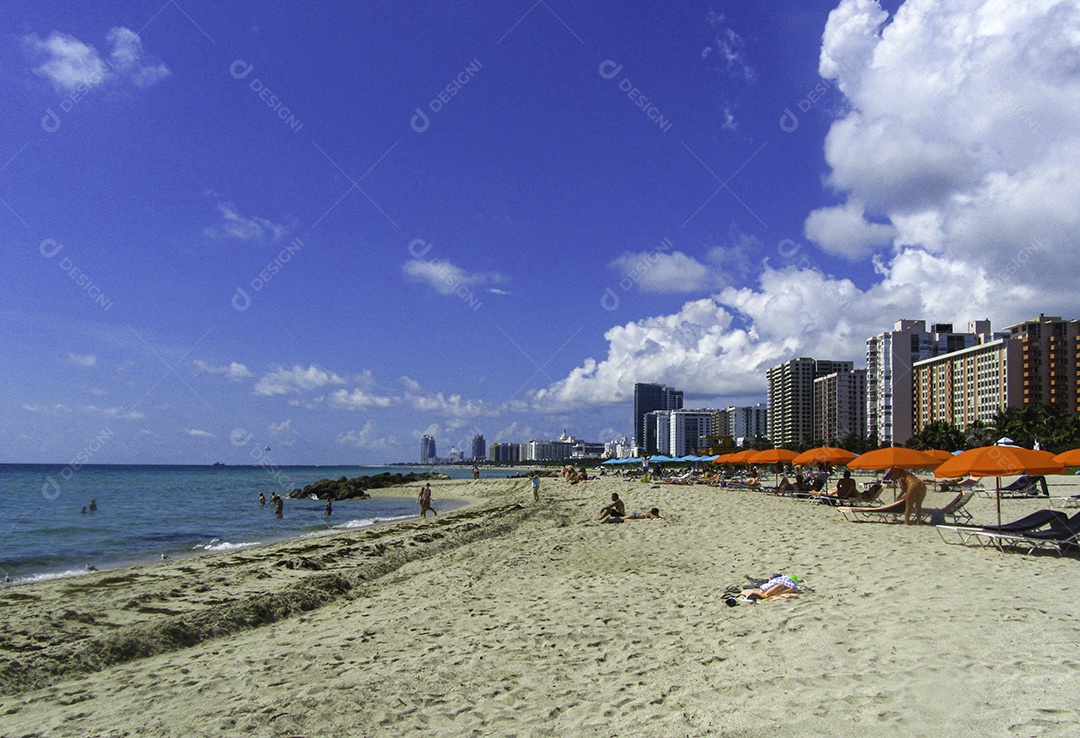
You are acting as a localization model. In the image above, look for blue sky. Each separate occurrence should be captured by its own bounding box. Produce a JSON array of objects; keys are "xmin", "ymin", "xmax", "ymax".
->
[{"xmin": 2, "ymin": 0, "xmax": 1077, "ymax": 464}]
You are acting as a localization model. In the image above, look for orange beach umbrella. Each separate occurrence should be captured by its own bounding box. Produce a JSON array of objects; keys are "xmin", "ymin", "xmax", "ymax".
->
[
  {"xmin": 716, "ymin": 449, "xmax": 758, "ymax": 465},
  {"xmin": 791, "ymin": 447, "xmax": 858, "ymax": 467},
  {"xmin": 848, "ymin": 447, "xmax": 942, "ymax": 471},
  {"xmin": 923, "ymin": 449, "xmax": 956, "ymax": 462},
  {"xmin": 748, "ymin": 448, "xmax": 799, "ymax": 465},
  {"xmin": 935, "ymin": 445, "xmax": 1065, "ymax": 529},
  {"xmin": 934, "ymin": 446, "xmax": 1063, "ymax": 479},
  {"xmin": 1053, "ymin": 448, "xmax": 1080, "ymax": 467}
]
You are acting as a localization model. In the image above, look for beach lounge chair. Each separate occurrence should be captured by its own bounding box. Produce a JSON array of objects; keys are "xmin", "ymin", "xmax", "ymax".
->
[
  {"xmin": 936, "ymin": 509, "xmax": 1068, "ymax": 546},
  {"xmin": 936, "ymin": 477, "xmax": 985, "ymax": 494},
  {"xmin": 946, "ymin": 511, "xmax": 1080, "ymax": 555},
  {"xmin": 916, "ymin": 490, "xmax": 977, "ymax": 526},
  {"xmin": 999, "ymin": 475, "xmax": 1049, "ymax": 498},
  {"xmin": 839, "ymin": 497, "xmax": 909, "ymax": 523}
]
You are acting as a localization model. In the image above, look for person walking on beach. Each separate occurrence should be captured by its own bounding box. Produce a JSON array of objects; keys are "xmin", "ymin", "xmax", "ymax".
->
[
  {"xmin": 530, "ymin": 472, "xmax": 541, "ymax": 502},
  {"xmin": 419, "ymin": 483, "xmax": 436, "ymax": 517}
]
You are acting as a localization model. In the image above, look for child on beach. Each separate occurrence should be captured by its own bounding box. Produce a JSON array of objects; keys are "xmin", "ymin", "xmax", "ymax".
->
[{"xmin": 530, "ymin": 473, "xmax": 540, "ymax": 501}]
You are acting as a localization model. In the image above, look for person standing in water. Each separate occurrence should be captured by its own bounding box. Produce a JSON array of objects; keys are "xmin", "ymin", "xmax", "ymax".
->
[
  {"xmin": 259, "ymin": 492, "xmax": 266, "ymax": 506},
  {"xmin": 418, "ymin": 483, "xmax": 436, "ymax": 517},
  {"xmin": 324, "ymin": 498, "xmax": 332, "ymax": 516},
  {"xmin": 273, "ymin": 494, "xmax": 284, "ymax": 517}
]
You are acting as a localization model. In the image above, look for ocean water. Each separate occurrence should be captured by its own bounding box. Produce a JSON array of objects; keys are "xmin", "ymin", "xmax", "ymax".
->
[{"xmin": 0, "ymin": 464, "xmax": 520, "ymax": 584}]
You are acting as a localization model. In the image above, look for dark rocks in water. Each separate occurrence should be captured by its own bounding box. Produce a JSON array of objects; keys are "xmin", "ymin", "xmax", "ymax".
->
[{"xmin": 291, "ymin": 471, "xmax": 450, "ymax": 501}]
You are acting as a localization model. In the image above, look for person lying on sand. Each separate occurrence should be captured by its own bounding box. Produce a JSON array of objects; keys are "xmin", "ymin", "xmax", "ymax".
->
[
  {"xmin": 727, "ymin": 575, "xmax": 801, "ymax": 605},
  {"xmin": 621, "ymin": 508, "xmax": 662, "ymax": 520}
]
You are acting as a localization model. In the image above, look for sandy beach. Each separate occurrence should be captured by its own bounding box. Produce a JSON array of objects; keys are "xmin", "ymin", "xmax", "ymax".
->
[{"xmin": 2, "ymin": 474, "xmax": 1079, "ymax": 737}]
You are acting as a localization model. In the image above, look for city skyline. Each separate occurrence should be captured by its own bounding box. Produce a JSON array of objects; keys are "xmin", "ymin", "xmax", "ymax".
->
[{"xmin": 4, "ymin": 1, "xmax": 1079, "ymax": 464}]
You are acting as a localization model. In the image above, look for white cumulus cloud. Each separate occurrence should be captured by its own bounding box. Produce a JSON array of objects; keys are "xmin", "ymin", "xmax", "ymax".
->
[
  {"xmin": 25, "ymin": 27, "xmax": 169, "ymax": 93},
  {"xmin": 607, "ymin": 250, "xmax": 714, "ymax": 293},
  {"xmin": 402, "ymin": 258, "xmax": 505, "ymax": 296},
  {"xmin": 194, "ymin": 360, "xmax": 254, "ymax": 381},
  {"xmin": 815, "ymin": 0, "xmax": 1080, "ymax": 294},
  {"xmin": 804, "ymin": 201, "xmax": 897, "ymax": 259},
  {"xmin": 254, "ymin": 365, "xmax": 348, "ymax": 396},
  {"xmin": 338, "ymin": 420, "xmax": 396, "ymax": 451}
]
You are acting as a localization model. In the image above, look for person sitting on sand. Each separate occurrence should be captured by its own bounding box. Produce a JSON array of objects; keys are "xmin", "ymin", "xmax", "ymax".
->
[{"xmin": 598, "ymin": 493, "xmax": 625, "ymax": 520}]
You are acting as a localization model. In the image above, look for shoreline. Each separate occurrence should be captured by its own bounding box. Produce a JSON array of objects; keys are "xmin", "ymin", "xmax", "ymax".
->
[
  {"xmin": 3, "ymin": 474, "xmax": 1080, "ymax": 735},
  {"xmin": 4, "ymin": 479, "xmax": 486, "ymax": 588},
  {"xmin": 0, "ymin": 477, "xmax": 530, "ymax": 695}
]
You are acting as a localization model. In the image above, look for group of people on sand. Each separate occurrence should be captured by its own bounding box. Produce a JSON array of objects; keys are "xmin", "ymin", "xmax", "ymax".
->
[
  {"xmin": 562, "ymin": 465, "xmax": 591, "ymax": 484},
  {"xmin": 597, "ymin": 492, "xmax": 662, "ymax": 522}
]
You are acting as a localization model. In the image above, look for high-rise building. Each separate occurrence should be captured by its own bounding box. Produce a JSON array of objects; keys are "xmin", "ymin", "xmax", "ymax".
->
[
  {"xmin": 420, "ymin": 435, "xmax": 437, "ymax": 464},
  {"xmin": 767, "ymin": 358, "xmax": 854, "ymax": 447},
  {"xmin": 668, "ymin": 409, "xmax": 716, "ymax": 456},
  {"xmin": 913, "ymin": 335, "xmax": 1022, "ymax": 432},
  {"xmin": 633, "ymin": 383, "xmax": 683, "ymax": 454},
  {"xmin": 471, "ymin": 434, "xmax": 486, "ymax": 461},
  {"xmin": 715, "ymin": 404, "xmax": 769, "ymax": 446},
  {"xmin": 1007, "ymin": 315, "xmax": 1080, "ymax": 413},
  {"xmin": 813, "ymin": 369, "xmax": 867, "ymax": 442},
  {"xmin": 865, "ymin": 320, "xmax": 983, "ymax": 445}
]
